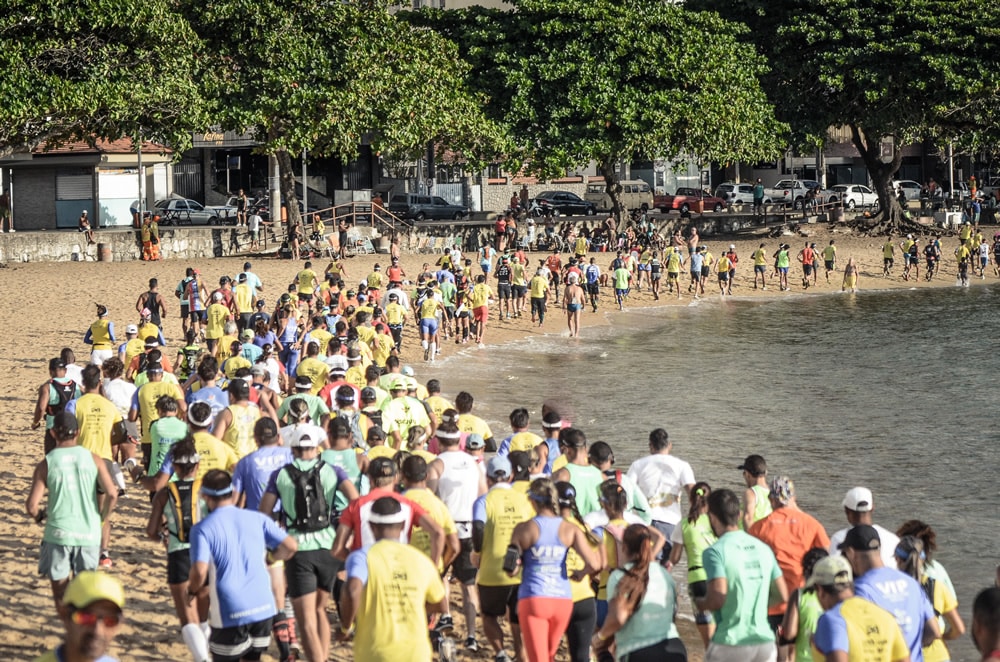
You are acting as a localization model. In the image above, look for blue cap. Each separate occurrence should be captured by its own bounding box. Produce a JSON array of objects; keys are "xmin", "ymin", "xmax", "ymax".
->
[{"xmin": 486, "ymin": 455, "xmax": 512, "ymax": 479}]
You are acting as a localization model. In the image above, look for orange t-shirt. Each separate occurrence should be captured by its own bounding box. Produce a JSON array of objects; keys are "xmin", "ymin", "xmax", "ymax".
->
[{"xmin": 749, "ymin": 507, "xmax": 830, "ymax": 615}]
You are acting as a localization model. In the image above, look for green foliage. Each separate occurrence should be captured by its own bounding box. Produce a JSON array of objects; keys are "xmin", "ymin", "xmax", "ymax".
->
[
  {"xmin": 0, "ymin": 0, "xmax": 206, "ymax": 155},
  {"xmin": 187, "ymin": 0, "xmax": 504, "ymax": 164},
  {"xmin": 410, "ymin": 0, "xmax": 786, "ymax": 177}
]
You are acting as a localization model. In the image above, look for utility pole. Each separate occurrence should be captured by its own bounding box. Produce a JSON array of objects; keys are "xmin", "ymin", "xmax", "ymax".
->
[
  {"xmin": 301, "ymin": 148, "xmax": 308, "ymax": 213},
  {"xmin": 269, "ymin": 154, "xmax": 281, "ymax": 228}
]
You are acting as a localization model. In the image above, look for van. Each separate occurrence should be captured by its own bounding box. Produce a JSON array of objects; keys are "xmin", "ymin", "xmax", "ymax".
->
[{"xmin": 584, "ymin": 179, "xmax": 653, "ymax": 212}]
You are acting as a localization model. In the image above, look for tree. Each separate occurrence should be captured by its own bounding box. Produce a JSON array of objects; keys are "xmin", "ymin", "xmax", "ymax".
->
[
  {"xmin": 409, "ymin": 0, "xmax": 786, "ymax": 218},
  {"xmin": 186, "ymin": 0, "xmax": 503, "ymax": 229},
  {"xmin": 689, "ymin": 0, "xmax": 1000, "ymax": 234},
  {"xmin": 0, "ymin": 0, "xmax": 206, "ymax": 157}
]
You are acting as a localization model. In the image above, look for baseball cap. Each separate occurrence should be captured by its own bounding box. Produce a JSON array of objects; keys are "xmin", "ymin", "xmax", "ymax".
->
[
  {"xmin": 486, "ymin": 456, "xmax": 512, "ymax": 479},
  {"xmin": 295, "ymin": 375, "xmax": 313, "ymax": 390},
  {"xmin": 401, "ymin": 365, "xmax": 415, "ymax": 377},
  {"xmin": 405, "ymin": 376, "xmax": 417, "ymax": 391},
  {"xmin": 48, "ymin": 357, "xmax": 66, "ymax": 371},
  {"xmin": 62, "ymin": 571, "xmax": 125, "ymax": 611},
  {"xmin": 389, "ymin": 376, "xmax": 407, "ymax": 391},
  {"xmin": 360, "ymin": 387, "xmax": 377, "ymax": 402},
  {"xmin": 369, "ymin": 456, "xmax": 397, "ymax": 479},
  {"xmin": 212, "ymin": 292, "xmax": 223, "ymax": 301},
  {"xmin": 770, "ymin": 476, "xmax": 795, "ymax": 505},
  {"xmin": 805, "ymin": 555, "xmax": 853, "ymax": 588},
  {"xmin": 254, "ymin": 417, "xmax": 278, "ymax": 440},
  {"xmin": 324, "ymin": 354, "xmax": 349, "ymax": 373},
  {"xmin": 466, "ymin": 433, "xmax": 485, "ymax": 450},
  {"xmin": 250, "ymin": 363, "xmax": 268, "ymax": 377},
  {"xmin": 53, "ymin": 411, "xmax": 78, "ymax": 435},
  {"xmin": 737, "ymin": 454, "xmax": 767, "ymax": 477},
  {"xmin": 842, "ymin": 487, "xmax": 874, "ymax": 512},
  {"xmin": 240, "ymin": 329, "xmax": 254, "ymax": 340},
  {"xmin": 838, "ymin": 524, "xmax": 882, "ymax": 551},
  {"xmin": 228, "ymin": 378, "xmax": 250, "ymax": 398},
  {"xmin": 289, "ymin": 428, "xmax": 322, "ymax": 448},
  {"xmin": 256, "ymin": 299, "xmax": 266, "ymax": 308},
  {"xmin": 125, "ymin": 324, "xmax": 138, "ymax": 334}
]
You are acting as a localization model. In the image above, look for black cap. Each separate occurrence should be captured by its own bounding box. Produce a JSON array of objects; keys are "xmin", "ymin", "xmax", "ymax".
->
[
  {"xmin": 228, "ymin": 378, "xmax": 250, "ymax": 398},
  {"xmin": 369, "ymin": 456, "xmax": 397, "ymax": 479},
  {"xmin": 49, "ymin": 358, "xmax": 66, "ymax": 371},
  {"xmin": 737, "ymin": 454, "xmax": 767, "ymax": 477},
  {"xmin": 52, "ymin": 411, "xmax": 78, "ymax": 435},
  {"xmin": 254, "ymin": 417, "xmax": 278, "ymax": 440},
  {"xmin": 839, "ymin": 524, "xmax": 882, "ymax": 551}
]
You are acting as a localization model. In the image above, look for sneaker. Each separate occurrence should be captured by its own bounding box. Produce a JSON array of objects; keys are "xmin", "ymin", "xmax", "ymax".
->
[
  {"xmin": 99, "ymin": 553, "xmax": 112, "ymax": 569},
  {"xmin": 434, "ymin": 614, "xmax": 454, "ymax": 634},
  {"xmin": 465, "ymin": 637, "xmax": 479, "ymax": 653},
  {"xmin": 494, "ymin": 652, "xmax": 512, "ymax": 662}
]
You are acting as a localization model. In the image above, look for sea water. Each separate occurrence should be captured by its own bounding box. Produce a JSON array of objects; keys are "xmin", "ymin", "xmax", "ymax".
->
[{"xmin": 444, "ymin": 285, "xmax": 1000, "ymax": 660}]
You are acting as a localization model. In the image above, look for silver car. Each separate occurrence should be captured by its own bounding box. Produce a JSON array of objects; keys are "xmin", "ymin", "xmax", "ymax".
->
[{"xmin": 154, "ymin": 198, "xmax": 236, "ymax": 225}]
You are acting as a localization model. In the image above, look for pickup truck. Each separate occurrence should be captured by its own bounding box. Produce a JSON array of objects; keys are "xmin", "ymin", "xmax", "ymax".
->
[{"xmin": 765, "ymin": 179, "xmax": 837, "ymax": 210}]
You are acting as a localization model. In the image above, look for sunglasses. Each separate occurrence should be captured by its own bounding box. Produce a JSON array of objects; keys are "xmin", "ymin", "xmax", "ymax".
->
[{"xmin": 70, "ymin": 609, "xmax": 122, "ymax": 628}]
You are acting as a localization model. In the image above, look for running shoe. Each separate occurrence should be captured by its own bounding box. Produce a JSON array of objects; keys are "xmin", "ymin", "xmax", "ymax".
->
[
  {"xmin": 98, "ymin": 553, "xmax": 112, "ymax": 569},
  {"xmin": 465, "ymin": 637, "xmax": 479, "ymax": 652},
  {"xmin": 494, "ymin": 651, "xmax": 512, "ymax": 662},
  {"xmin": 434, "ymin": 613, "xmax": 454, "ymax": 633}
]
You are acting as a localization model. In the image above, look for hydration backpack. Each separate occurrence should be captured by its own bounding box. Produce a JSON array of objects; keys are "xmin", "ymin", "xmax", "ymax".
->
[
  {"xmin": 337, "ymin": 410, "xmax": 367, "ymax": 450},
  {"xmin": 46, "ymin": 379, "xmax": 77, "ymax": 417},
  {"xmin": 286, "ymin": 461, "xmax": 330, "ymax": 532},
  {"xmin": 166, "ymin": 478, "xmax": 203, "ymax": 543}
]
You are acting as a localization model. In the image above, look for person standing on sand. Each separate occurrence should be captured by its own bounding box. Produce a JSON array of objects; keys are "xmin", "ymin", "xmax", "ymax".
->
[
  {"xmin": 529, "ymin": 268, "xmax": 549, "ymax": 326},
  {"xmin": 613, "ymin": 261, "xmax": 631, "ymax": 310},
  {"xmin": 688, "ymin": 246, "xmax": 704, "ymax": 297},
  {"xmin": 752, "ymin": 243, "xmax": 768, "ymax": 290},
  {"xmin": 665, "ymin": 246, "xmax": 682, "ymax": 298},
  {"xmin": 26, "ymin": 412, "xmax": 119, "ymax": 609},
  {"xmin": 842, "ymin": 257, "xmax": 859, "ymax": 292},
  {"xmin": 715, "ymin": 251, "xmax": 732, "ymax": 296},
  {"xmin": 563, "ymin": 273, "xmax": 585, "ymax": 338}
]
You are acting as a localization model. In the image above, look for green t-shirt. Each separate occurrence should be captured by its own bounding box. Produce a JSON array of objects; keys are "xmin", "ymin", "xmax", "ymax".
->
[
  {"xmin": 749, "ymin": 484, "xmax": 773, "ymax": 526},
  {"xmin": 777, "ymin": 250, "xmax": 790, "ymax": 269},
  {"xmin": 796, "ymin": 588, "xmax": 823, "ymax": 662},
  {"xmin": 273, "ymin": 458, "xmax": 340, "ymax": 551},
  {"xmin": 320, "ymin": 448, "xmax": 362, "ymax": 512},
  {"xmin": 613, "ymin": 267, "xmax": 630, "ymax": 290},
  {"xmin": 148, "ymin": 416, "xmax": 190, "ymax": 476},
  {"xmin": 607, "ymin": 562, "xmax": 680, "ymax": 658},
  {"xmin": 565, "ymin": 463, "xmax": 605, "ymax": 517},
  {"xmin": 277, "ymin": 393, "xmax": 330, "ymax": 425},
  {"xmin": 702, "ymin": 530, "xmax": 781, "ymax": 646},
  {"xmin": 680, "ymin": 514, "xmax": 717, "ymax": 583},
  {"xmin": 44, "ymin": 446, "xmax": 102, "ymax": 547}
]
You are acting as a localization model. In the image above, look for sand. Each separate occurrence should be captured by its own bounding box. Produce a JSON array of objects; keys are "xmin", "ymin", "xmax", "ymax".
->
[{"xmin": 0, "ymin": 222, "xmax": 975, "ymax": 660}]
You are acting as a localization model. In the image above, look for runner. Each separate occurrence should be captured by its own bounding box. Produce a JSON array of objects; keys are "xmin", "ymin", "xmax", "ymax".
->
[
  {"xmin": 774, "ymin": 243, "xmax": 791, "ymax": 291},
  {"xmin": 555, "ymin": 482, "xmax": 603, "ymax": 662},
  {"xmin": 882, "ymin": 238, "xmax": 895, "ymax": 277},
  {"xmin": 626, "ymin": 428, "xmax": 695, "ymax": 561},
  {"xmin": 212, "ymin": 378, "xmax": 262, "ymax": 459},
  {"xmin": 894, "ymin": 536, "xmax": 965, "ymax": 661},
  {"xmin": 418, "ymin": 287, "xmax": 447, "ymax": 362},
  {"xmin": 842, "ymin": 257, "xmax": 860, "ymax": 293},
  {"xmin": 32, "ymin": 357, "xmax": 82, "ymax": 454},
  {"xmin": 32, "ymin": 571, "xmax": 126, "ymax": 662},
  {"xmin": 716, "ymin": 250, "xmax": 732, "ymax": 296},
  {"xmin": 797, "ymin": 242, "xmax": 815, "ymax": 289},
  {"xmin": 668, "ymin": 481, "xmax": 717, "ymax": 647},
  {"xmin": 84, "ymin": 304, "xmax": 116, "ymax": 366},
  {"xmin": 688, "ymin": 246, "xmax": 705, "ymax": 297},
  {"xmin": 613, "ymin": 260, "xmax": 631, "ymax": 310},
  {"xmin": 188, "ymin": 470, "xmax": 298, "ymax": 662},
  {"xmin": 666, "ymin": 246, "xmax": 683, "ymax": 299},
  {"xmin": 468, "ymin": 274, "xmax": 494, "ymax": 347},
  {"xmin": 26, "ymin": 412, "xmax": 118, "ymax": 608},
  {"xmin": 563, "ymin": 273, "xmax": 585, "ymax": 338},
  {"xmin": 529, "ymin": 268, "xmax": 549, "ymax": 326}
]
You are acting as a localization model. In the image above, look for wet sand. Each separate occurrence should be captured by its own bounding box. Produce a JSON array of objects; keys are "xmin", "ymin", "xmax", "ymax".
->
[{"xmin": 0, "ymin": 223, "xmax": 977, "ymax": 660}]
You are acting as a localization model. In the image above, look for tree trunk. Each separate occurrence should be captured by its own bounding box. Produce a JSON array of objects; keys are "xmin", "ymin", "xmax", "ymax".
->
[
  {"xmin": 275, "ymin": 148, "xmax": 303, "ymax": 230},
  {"xmin": 599, "ymin": 157, "xmax": 624, "ymax": 223},
  {"xmin": 849, "ymin": 124, "xmax": 926, "ymax": 236}
]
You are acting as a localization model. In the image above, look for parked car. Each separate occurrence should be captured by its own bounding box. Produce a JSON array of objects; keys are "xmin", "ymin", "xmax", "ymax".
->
[
  {"xmin": 892, "ymin": 180, "xmax": 922, "ymax": 202},
  {"xmin": 830, "ymin": 184, "xmax": 880, "ymax": 210},
  {"xmin": 764, "ymin": 179, "xmax": 837, "ymax": 209},
  {"xmin": 654, "ymin": 187, "xmax": 726, "ymax": 213},
  {"xmin": 387, "ymin": 193, "xmax": 468, "ymax": 221},
  {"xmin": 153, "ymin": 198, "xmax": 236, "ymax": 225},
  {"xmin": 528, "ymin": 190, "xmax": 596, "ymax": 217},
  {"xmin": 714, "ymin": 182, "xmax": 773, "ymax": 206},
  {"xmin": 584, "ymin": 180, "xmax": 653, "ymax": 212}
]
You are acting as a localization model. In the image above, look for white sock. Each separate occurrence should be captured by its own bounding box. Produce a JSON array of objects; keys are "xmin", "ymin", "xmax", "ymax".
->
[
  {"xmin": 200, "ymin": 622, "xmax": 211, "ymax": 640},
  {"xmin": 429, "ymin": 342, "xmax": 436, "ymax": 356},
  {"xmin": 421, "ymin": 339, "xmax": 429, "ymax": 350},
  {"xmin": 182, "ymin": 623, "xmax": 210, "ymax": 662}
]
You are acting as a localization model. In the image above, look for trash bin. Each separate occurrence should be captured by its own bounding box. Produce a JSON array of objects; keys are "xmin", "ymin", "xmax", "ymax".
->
[
  {"xmin": 97, "ymin": 243, "xmax": 112, "ymax": 262},
  {"xmin": 692, "ymin": 200, "xmax": 704, "ymax": 214}
]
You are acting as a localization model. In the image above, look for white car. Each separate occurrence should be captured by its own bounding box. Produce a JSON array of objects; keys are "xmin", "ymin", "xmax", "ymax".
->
[
  {"xmin": 892, "ymin": 180, "xmax": 922, "ymax": 202},
  {"xmin": 831, "ymin": 184, "xmax": 880, "ymax": 210},
  {"xmin": 714, "ymin": 182, "xmax": 772, "ymax": 206}
]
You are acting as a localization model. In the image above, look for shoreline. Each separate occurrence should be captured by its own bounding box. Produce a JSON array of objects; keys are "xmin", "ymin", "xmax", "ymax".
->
[{"xmin": 0, "ymin": 225, "xmax": 989, "ymax": 660}]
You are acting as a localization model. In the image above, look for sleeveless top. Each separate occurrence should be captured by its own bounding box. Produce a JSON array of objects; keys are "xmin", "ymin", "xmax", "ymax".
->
[
  {"xmin": 518, "ymin": 515, "xmax": 571, "ymax": 600},
  {"xmin": 320, "ymin": 447, "xmax": 362, "ymax": 512},
  {"xmin": 89, "ymin": 319, "xmax": 113, "ymax": 350},
  {"xmin": 751, "ymin": 484, "xmax": 773, "ymax": 524},
  {"xmin": 44, "ymin": 446, "xmax": 101, "ymax": 547},
  {"xmin": 279, "ymin": 316, "xmax": 298, "ymax": 344},
  {"xmin": 142, "ymin": 291, "xmax": 161, "ymax": 327},
  {"xmin": 222, "ymin": 403, "xmax": 261, "ymax": 458}
]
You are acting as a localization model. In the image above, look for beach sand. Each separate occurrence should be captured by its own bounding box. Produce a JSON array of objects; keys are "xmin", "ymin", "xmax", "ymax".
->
[{"xmin": 0, "ymin": 222, "xmax": 975, "ymax": 660}]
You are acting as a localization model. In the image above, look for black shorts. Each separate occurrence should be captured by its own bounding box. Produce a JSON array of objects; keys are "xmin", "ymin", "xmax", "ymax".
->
[
  {"xmin": 497, "ymin": 283, "xmax": 512, "ymax": 299},
  {"xmin": 210, "ymin": 617, "xmax": 272, "ymax": 662},
  {"xmin": 297, "ymin": 293, "xmax": 313, "ymax": 303},
  {"xmin": 513, "ymin": 285, "xmax": 527, "ymax": 298},
  {"xmin": 448, "ymin": 538, "xmax": 478, "ymax": 585},
  {"xmin": 167, "ymin": 549, "xmax": 192, "ymax": 585},
  {"xmin": 285, "ymin": 548, "xmax": 337, "ymax": 598},
  {"xmin": 478, "ymin": 584, "xmax": 520, "ymax": 623},
  {"xmin": 190, "ymin": 309, "xmax": 204, "ymax": 323},
  {"xmin": 717, "ymin": 272, "xmax": 729, "ymax": 282},
  {"xmin": 700, "ymin": 266, "xmax": 709, "ymax": 278},
  {"xmin": 586, "ymin": 283, "xmax": 599, "ymax": 295},
  {"xmin": 803, "ymin": 264, "xmax": 813, "ymax": 276},
  {"xmin": 180, "ymin": 303, "xmax": 190, "ymax": 319},
  {"xmin": 825, "ymin": 260, "xmax": 835, "ymax": 271}
]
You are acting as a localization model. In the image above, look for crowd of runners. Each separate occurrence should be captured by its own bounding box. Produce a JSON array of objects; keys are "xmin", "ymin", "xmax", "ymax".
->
[{"xmin": 22, "ymin": 235, "xmax": 1000, "ymax": 662}]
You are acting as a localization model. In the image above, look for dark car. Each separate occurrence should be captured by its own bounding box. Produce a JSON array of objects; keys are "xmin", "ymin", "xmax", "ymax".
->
[
  {"xmin": 387, "ymin": 193, "xmax": 468, "ymax": 221},
  {"xmin": 530, "ymin": 190, "xmax": 596, "ymax": 217}
]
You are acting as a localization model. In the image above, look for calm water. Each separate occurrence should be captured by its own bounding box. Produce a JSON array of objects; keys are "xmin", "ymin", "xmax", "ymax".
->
[{"xmin": 443, "ymin": 284, "xmax": 1000, "ymax": 660}]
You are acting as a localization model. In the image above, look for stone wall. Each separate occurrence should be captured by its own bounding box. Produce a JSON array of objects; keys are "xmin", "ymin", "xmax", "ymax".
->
[
  {"xmin": 480, "ymin": 182, "xmax": 588, "ymax": 215},
  {"xmin": 0, "ymin": 227, "xmax": 234, "ymax": 263}
]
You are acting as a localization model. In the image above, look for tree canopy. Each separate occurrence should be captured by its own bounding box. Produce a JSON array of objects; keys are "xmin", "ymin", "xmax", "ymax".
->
[
  {"xmin": 690, "ymin": 0, "xmax": 1000, "ymax": 232},
  {"xmin": 410, "ymin": 0, "xmax": 786, "ymax": 214},
  {"xmin": 0, "ymin": 0, "xmax": 206, "ymax": 156}
]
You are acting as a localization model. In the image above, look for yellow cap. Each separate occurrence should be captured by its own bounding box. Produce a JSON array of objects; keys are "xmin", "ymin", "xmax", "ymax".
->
[{"xmin": 63, "ymin": 571, "xmax": 125, "ymax": 610}]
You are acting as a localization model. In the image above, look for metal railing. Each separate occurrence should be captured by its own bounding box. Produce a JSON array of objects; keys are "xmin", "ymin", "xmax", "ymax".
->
[{"xmin": 326, "ymin": 201, "xmax": 412, "ymax": 235}]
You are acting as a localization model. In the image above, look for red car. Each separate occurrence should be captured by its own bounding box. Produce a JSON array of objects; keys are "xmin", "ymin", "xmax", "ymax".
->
[{"xmin": 654, "ymin": 187, "xmax": 726, "ymax": 213}]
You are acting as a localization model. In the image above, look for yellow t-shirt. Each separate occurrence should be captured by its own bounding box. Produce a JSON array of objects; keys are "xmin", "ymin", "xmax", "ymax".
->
[
  {"xmin": 458, "ymin": 413, "xmax": 492, "ymax": 441},
  {"xmin": 567, "ymin": 518, "xmax": 597, "ymax": 602},
  {"xmin": 351, "ymin": 540, "xmax": 445, "ymax": 662},
  {"xmin": 752, "ymin": 249, "xmax": 767, "ymax": 266},
  {"xmin": 385, "ymin": 302, "xmax": 407, "ymax": 326},
  {"xmin": 297, "ymin": 269, "xmax": 317, "ymax": 295},
  {"xmin": 136, "ymin": 381, "xmax": 182, "ymax": 445},
  {"xmin": 216, "ymin": 334, "xmax": 239, "ymax": 364},
  {"xmin": 296, "ymin": 357, "xmax": 330, "ymax": 395},
  {"xmin": 477, "ymin": 485, "xmax": 534, "ymax": 586},
  {"xmin": 666, "ymin": 251, "xmax": 681, "ymax": 274},
  {"xmin": 552, "ymin": 454, "xmax": 568, "ymax": 473},
  {"xmin": 717, "ymin": 255, "xmax": 731, "ymax": 273},
  {"xmin": 419, "ymin": 297, "xmax": 441, "ymax": 320},
  {"xmin": 205, "ymin": 303, "xmax": 230, "ymax": 340},
  {"xmin": 812, "ymin": 596, "xmax": 909, "ymax": 662},
  {"xmin": 345, "ymin": 365, "xmax": 367, "ymax": 390},
  {"xmin": 221, "ymin": 356, "xmax": 251, "ymax": 380},
  {"xmin": 192, "ymin": 431, "xmax": 239, "ymax": 478},
  {"xmin": 923, "ymin": 578, "xmax": 958, "ymax": 662},
  {"xmin": 75, "ymin": 393, "xmax": 123, "ymax": 460},
  {"xmin": 366, "ymin": 445, "xmax": 397, "ymax": 461},
  {"xmin": 123, "ymin": 338, "xmax": 146, "ymax": 371},
  {"xmin": 137, "ymin": 321, "xmax": 160, "ymax": 342},
  {"xmin": 424, "ymin": 395, "xmax": 454, "ymax": 424},
  {"xmin": 467, "ymin": 283, "xmax": 492, "ymax": 309},
  {"xmin": 882, "ymin": 242, "xmax": 895, "ymax": 259},
  {"xmin": 403, "ymin": 487, "xmax": 457, "ymax": 571},
  {"xmin": 305, "ymin": 328, "xmax": 333, "ymax": 354},
  {"xmin": 366, "ymin": 272, "xmax": 384, "ymax": 289},
  {"xmin": 507, "ymin": 431, "xmax": 543, "ymax": 453},
  {"xmin": 372, "ymin": 334, "xmax": 393, "ymax": 369},
  {"xmin": 221, "ymin": 403, "xmax": 261, "ymax": 459},
  {"xmin": 529, "ymin": 275, "xmax": 548, "ymax": 299},
  {"xmin": 234, "ymin": 283, "xmax": 254, "ymax": 314}
]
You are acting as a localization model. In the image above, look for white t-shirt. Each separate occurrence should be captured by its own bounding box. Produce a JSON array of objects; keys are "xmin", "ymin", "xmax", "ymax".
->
[
  {"xmin": 436, "ymin": 450, "xmax": 481, "ymax": 538},
  {"xmin": 626, "ymin": 453, "xmax": 695, "ymax": 525},
  {"xmin": 248, "ymin": 214, "xmax": 261, "ymax": 232},
  {"xmin": 584, "ymin": 509, "xmax": 645, "ymax": 531},
  {"xmin": 829, "ymin": 523, "xmax": 901, "ymax": 569}
]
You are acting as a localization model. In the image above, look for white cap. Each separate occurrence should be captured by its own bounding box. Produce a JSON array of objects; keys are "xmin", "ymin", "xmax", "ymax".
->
[
  {"xmin": 212, "ymin": 292, "xmax": 223, "ymax": 301},
  {"xmin": 730, "ymin": 244, "xmax": 736, "ymax": 249},
  {"xmin": 323, "ymin": 354, "xmax": 349, "ymax": 372},
  {"xmin": 125, "ymin": 324, "xmax": 138, "ymax": 334},
  {"xmin": 289, "ymin": 428, "xmax": 322, "ymax": 448},
  {"xmin": 842, "ymin": 487, "xmax": 874, "ymax": 512}
]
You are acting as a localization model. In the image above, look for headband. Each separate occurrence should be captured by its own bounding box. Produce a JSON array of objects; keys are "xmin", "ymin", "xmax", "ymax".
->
[
  {"xmin": 435, "ymin": 430, "xmax": 461, "ymax": 440},
  {"xmin": 200, "ymin": 485, "xmax": 233, "ymax": 497},
  {"xmin": 368, "ymin": 512, "xmax": 406, "ymax": 525}
]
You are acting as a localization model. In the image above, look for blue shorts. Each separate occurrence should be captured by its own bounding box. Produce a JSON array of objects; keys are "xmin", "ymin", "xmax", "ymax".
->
[
  {"xmin": 754, "ymin": 265, "xmax": 766, "ymax": 274},
  {"xmin": 567, "ymin": 303, "xmax": 582, "ymax": 313},
  {"xmin": 418, "ymin": 318, "xmax": 439, "ymax": 335},
  {"xmin": 778, "ymin": 267, "xmax": 789, "ymax": 274}
]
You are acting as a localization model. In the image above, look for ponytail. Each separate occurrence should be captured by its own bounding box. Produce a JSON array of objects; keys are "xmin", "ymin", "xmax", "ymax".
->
[
  {"xmin": 615, "ymin": 524, "xmax": 654, "ymax": 619},
  {"xmin": 557, "ymin": 481, "xmax": 599, "ymax": 546},
  {"xmin": 688, "ymin": 481, "xmax": 711, "ymax": 524},
  {"xmin": 895, "ymin": 536, "xmax": 925, "ymax": 581},
  {"xmin": 599, "ymin": 479, "xmax": 627, "ymax": 519}
]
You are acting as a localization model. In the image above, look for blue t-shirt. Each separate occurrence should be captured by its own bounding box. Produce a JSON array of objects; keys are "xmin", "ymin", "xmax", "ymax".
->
[
  {"xmin": 242, "ymin": 271, "xmax": 263, "ymax": 292},
  {"xmin": 689, "ymin": 252, "xmax": 705, "ymax": 272},
  {"xmin": 232, "ymin": 445, "xmax": 294, "ymax": 511},
  {"xmin": 189, "ymin": 505, "xmax": 287, "ymax": 628},
  {"xmin": 187, "ymin": 385, "xmax": 229, "ymax": 417},
  {"xmin": 240, "ymin": 343, "xmax": 263, "ymax": 364},
  {"xmin": 854, "ymin": 566, "xmax": 934, "ymax": 662}
]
